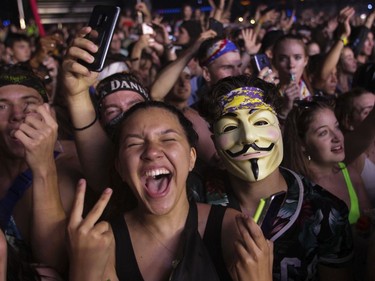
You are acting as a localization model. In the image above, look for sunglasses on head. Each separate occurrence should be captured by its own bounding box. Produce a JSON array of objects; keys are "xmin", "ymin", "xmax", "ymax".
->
[{"xmin": 293, "ymin": 95, "xmax": 336, "ymax": 109}]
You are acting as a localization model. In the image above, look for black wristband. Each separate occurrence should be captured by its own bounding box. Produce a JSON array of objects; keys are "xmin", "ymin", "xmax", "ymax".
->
[{"xmin": 72, "ymin": 113, "xmax": 98, "ymax": 131}]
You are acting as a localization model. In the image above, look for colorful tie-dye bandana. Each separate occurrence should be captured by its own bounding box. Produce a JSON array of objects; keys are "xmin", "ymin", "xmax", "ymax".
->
[
  {"xmin": 218, "ymin": 87, "xmax": 276, "ymax": 116},
  {"xmin": 201, "ymin": 39, "xmax": 238, "ymax": 66}
]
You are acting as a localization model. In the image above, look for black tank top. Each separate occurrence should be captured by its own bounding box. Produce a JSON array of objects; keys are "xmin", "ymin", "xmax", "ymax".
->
[{"xmin": 110, "ymin": 203, "xmax": 231, "ymax": 281}]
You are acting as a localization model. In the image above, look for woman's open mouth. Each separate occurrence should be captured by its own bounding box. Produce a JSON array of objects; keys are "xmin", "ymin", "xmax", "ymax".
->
[{"xmin": 142, "ymin": 168, "xmax": 172, "ymax": 198}]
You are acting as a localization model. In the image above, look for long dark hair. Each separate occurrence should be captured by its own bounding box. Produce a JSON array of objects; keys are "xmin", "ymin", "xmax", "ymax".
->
[{"xmin": 282, "ymin": 101, "xmax": 333, "ymax": 177}]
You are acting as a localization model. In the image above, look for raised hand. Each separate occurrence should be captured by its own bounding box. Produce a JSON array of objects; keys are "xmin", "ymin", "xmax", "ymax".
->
[
  {"xmin": 337, "ymin": 6, "xmax": 355, "ymax": 39},
  {"xmin": 280, "ymin": 9, "xmax": 296, "ymax": 32},
  {"xmin": 67, "ymin": 179, "xmax": 114, "ymax": 281},
  {"xmin": 230, "ymin": 215, "xmax": 273, "ymax": 281},
  {"xmin": 242, "ymin": 28, "xmax": 261, "ymax": 56},
  {"xmin": 14, "ymin": 103, "xmax": 57, "ymax": 173},
  {"xmin": 258, "ymin": 67, "xmax": 279, "ymax": 85},
  {"xmin": 62, "ymin": 26, "xmax": 99, "ymax": 98}
]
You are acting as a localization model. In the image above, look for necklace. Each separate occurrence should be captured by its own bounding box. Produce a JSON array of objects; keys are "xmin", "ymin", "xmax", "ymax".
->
[{"xmin": 137, "ymin": 218, "xmax": 175, "ymax": 255}]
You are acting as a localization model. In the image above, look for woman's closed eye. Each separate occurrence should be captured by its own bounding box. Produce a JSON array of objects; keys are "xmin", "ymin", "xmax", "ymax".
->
[{"xmin": 127, "ymin": 142, "xmax": 143, "ymax": 148}]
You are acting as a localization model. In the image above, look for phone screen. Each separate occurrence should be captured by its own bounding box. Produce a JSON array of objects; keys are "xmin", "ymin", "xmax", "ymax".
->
[
  {"xmin": 253, "ymin": 54, "xmax": 272, "ymax": 73},
  {"xmin": 81, "ymin": 5, "xmax": 120, "ymax": 72},
  {"xmin": 255, "ymin": 191, "xmax": 286, "ymax": 240}
]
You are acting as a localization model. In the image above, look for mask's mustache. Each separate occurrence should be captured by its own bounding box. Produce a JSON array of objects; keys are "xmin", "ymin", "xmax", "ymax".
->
[{"xmin": 226, "ymin": 143, "xmax": 275, "ymax": 158}]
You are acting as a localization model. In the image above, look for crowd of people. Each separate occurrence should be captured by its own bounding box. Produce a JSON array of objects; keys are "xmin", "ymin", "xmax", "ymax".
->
[{"xmin": 0, "ymin": 0, "xmax": 375, "ymax": 280}]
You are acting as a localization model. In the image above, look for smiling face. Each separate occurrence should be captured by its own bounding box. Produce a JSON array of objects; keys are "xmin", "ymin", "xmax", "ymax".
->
[
  {"xmin": 273, "ymin": 38, "xmax": 308, "ymax": 84},
  {"xmin": 0, "ymin": 85, "xmax": 43, "ymax": 158},
  {"xmin": 303, "ymin": 108, "xmax": 344, "ymax": 165},
  {"xmin": 115, "ymin": 107, "xmax": 196, "ymax": 215},
  {"xmin": 213, "ymin": 108, "xmax": 283, "ymax": 182}
]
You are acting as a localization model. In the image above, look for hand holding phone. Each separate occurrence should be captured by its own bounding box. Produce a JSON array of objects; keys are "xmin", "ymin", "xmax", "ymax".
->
[
  {"xmin": 208, "ymin": 18, "xmax": 224, "ymax": 37},
  {"xmin": 142, "ymin": 23, "xmax": 154, "ymax": 35},
  {"xmin": 253, "ymin": 191, "xmax": 286, "ymax": 240},
  {"xmin": 252, "ymin": 54, "xmax": 272, "ymax": 73},
  {"xmin": 79, "ymin": 5, "xmax": 120, "ymax": 72}
]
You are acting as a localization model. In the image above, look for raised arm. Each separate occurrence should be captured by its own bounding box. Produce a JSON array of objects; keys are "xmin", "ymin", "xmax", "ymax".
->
[
  {"xmin": 240, "ymin": 28, "xmax": 261, "ymax": 73},
  {"xmin": 365, "ymin": 9, "xmax": 375, "ymax": 29},
  {"xmin": 150, "ymin": 30, "xmax": 217, "ymax": 101},
  {"xmin": 14, "ymin": 104, "xmax": 66, "ymax": 272},
  {"xmin": 62, "ymin": 26, "xmax": 113, "ymax": 191},
  {"xmin": 315, "ymin": 7, "xmax": 354, "ymax": 86}
]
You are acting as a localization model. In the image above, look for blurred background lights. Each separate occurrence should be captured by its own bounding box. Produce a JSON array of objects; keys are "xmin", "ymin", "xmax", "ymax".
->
[
  {"xmin": 250, "ymin": 19, "xmax": 256, "ymax": 24},
  {"xmin": 368, "ymin": 4, "xmax": 373, "ymax": 10},
  {"xmin": 238, "ymin": 17, "xmax": 244, "ymax": 22},
  {"xmin": 360, "ymin": 13, "xmax": 367, "ymax": 20}
]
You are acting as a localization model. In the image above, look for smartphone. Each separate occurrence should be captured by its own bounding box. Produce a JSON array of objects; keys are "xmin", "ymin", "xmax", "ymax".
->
[
  {"xmin": 252, "ymin": 54, "xmax": 272, "ymax": 73},
  {"xmin": 208, "ymin": 18, "xmax": 224, "ymax": 37},
  {"xmin": 253, "ymin": 191, "xmax": 286, "ymax": 240},
  {"xmin": 142, "ymin": 23, "xmax": 154, "ymax": 35},
  {"xmin": 80, "ymin": 5, "xmax": 120, "ymax": 72}
]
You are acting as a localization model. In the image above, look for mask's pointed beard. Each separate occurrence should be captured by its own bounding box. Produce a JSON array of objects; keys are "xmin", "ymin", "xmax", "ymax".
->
[{"xmin": 250, "ymin": 158, "xmax": 259, "ymax": 180}]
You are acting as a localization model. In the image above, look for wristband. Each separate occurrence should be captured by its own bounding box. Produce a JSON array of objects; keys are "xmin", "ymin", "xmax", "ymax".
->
[
  {"xmin": 340, "ymin": 36, "xmax": 348, "ymax": 46},
  {"xmin": 72, "ymin": 114, "xmax": 98, "ymax": 131}
]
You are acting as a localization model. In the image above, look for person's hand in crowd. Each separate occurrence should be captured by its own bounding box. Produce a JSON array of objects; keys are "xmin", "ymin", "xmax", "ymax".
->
[
  {"xmin": 229, "ymin": 215, "xmax": 273, "ymax": 281},
  {"xmin": 134, "ymin": 34, "xmax": 153, "ymax": 52},
  {"xmin": 258, "ymin": 67, "xmax": 279, "ymax": 85},
  {"xmin": 149, "ymin": 39, "xmax": 165, "ymax": 57},
  {"xmin": 280, "ymin": 79, "xmax": 300, "ymax": 116},
  {"xmin": 256, "ymin": 6, "xmax": 278, "ymax": 25},
  {"xmin": 365, "ymin": 9, "xmax": 375, "ymax": 29},
  {"xmin": 279, "ymin": 9, "xmax": 295, "ymax": 32},
  {"xmin": 187, "ymin": 29, "xmax": 217, "ymax": 54},
  {"xmin": 337, "ymin": 6, "xmax": 355, "ymax": 40},
  {"xmin": 42, "ymin": 55, "xmax": 59, "ymax": 79},
  {"xmin": 135, "ymin": 2, "xmax": 152, "ymax": 23},
  {"xmin": 68, "ymin": 179, "xmax": 114, "ymax": 281},
  {"xmin": 13, "ymin": 103, "xmax": 58, "ymax": 172},
  {"xmin": 254, "ymin": 4, "xmax": 267, "ymax": 21},
  {"xmin": 30, "ymin": 33, "xmax": 64, "ymax": 68},
  {"xmin": 242, "ymin": 28, "xmax": 261, "ymax": 56},
  {"xmin": 62, "ymin": 26, "xmax": 99, "ymax": 98}
]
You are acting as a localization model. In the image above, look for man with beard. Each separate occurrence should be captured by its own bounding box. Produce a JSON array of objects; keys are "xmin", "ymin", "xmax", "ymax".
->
[{"xmin": 199, "ymin": 75, "xmax": 354, "ymax": 281}]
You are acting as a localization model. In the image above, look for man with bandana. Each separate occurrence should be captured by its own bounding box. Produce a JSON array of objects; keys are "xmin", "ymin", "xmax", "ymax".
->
[
  {"xmin": 194, "ymin": 34, "xmax": 277, "ymax": 108},
  {"xmin": 0, "ymin": 63, "xmax": 80, "ymax": 276},
  {"xmin": 200, "ymin": 74, "xmax": 354, "ymax": 281}
]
